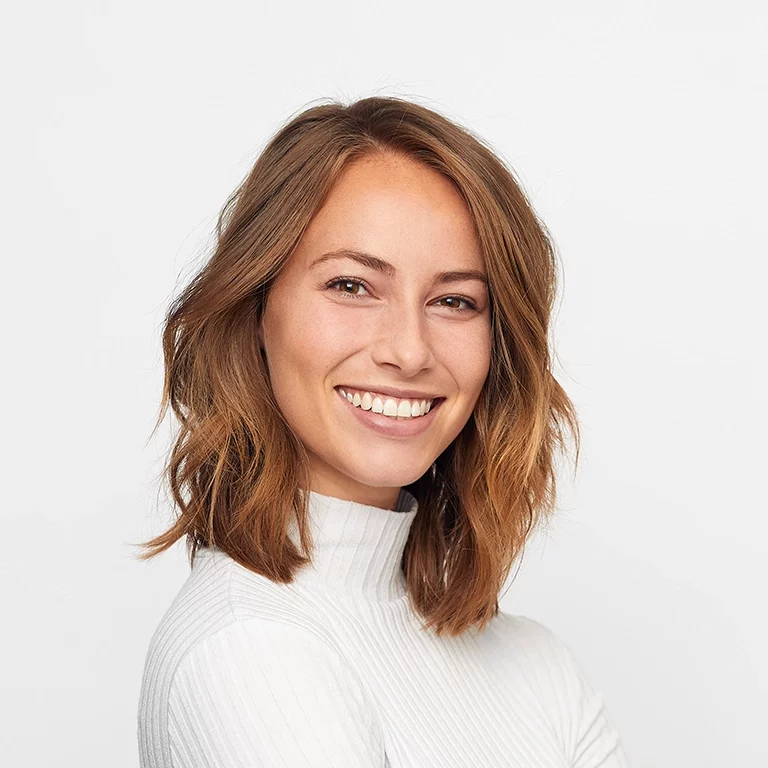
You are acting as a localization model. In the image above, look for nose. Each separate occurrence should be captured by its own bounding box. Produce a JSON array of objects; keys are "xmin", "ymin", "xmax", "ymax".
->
[{"xmin": 370, "ymin": 301, "xmax": 436, "ymax": 375}]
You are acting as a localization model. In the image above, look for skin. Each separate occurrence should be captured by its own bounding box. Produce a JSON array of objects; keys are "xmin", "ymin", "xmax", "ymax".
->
[{"xmin": 257, "ymin": 152, "xmax": 492, "ymax": 510}]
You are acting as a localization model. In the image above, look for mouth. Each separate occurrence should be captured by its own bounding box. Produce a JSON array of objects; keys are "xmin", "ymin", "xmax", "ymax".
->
[
  {"xmin": 334, "ymin": 387, "xmax": 446, "ymax": 438},
  {"xmin": 336, "ymin": 386, "xmax": 444, "ymax": 414}
]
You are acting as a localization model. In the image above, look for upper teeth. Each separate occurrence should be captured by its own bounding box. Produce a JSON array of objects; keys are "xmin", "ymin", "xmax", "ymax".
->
[{"xmin": 338, "ymin": 387, "xmax": 435, "ymax": 418}]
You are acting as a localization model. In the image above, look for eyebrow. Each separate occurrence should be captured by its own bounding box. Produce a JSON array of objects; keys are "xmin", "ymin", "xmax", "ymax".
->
[{"xmin": 310, "ymin": 249, "xmax": 488, "ymax": 287}]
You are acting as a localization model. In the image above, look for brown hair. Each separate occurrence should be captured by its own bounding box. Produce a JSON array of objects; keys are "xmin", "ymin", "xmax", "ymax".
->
[{"xmin": 134, "ymin": 95, "xmax": 579, "ymax": 638}]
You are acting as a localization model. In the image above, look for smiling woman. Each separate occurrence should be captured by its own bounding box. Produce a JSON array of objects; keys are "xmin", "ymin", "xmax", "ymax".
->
[{"xmin": 135, "ymin": 96, "xmax": 629, "ymax": 767}]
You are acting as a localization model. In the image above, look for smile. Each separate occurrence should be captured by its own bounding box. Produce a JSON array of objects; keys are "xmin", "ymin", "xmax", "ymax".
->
[
  {"xmin": 337, "ymin": 387, "xmax": 437, "ymax": 419},
  {"xmin": 335, "ymin": 387, "xmax": 446, "ymax": 438}
]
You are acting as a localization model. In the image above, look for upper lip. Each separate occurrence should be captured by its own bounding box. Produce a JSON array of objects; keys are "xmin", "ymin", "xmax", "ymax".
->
[{"xmin": 337, "ymin": 384, "xmax": 444, "ymax": 400}]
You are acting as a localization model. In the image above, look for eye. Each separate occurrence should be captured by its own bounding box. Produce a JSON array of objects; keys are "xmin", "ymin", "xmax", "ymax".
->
[
  {"xmin": 436, "ymin": 295, "xmax": 478, "ymax": 313},
  {"xmin": 326, "ymin": 277, "xmax": 370, "ymax": 297},
  {"xmin": 324, "ymin": 277, "xmax": 479, "ymax": 313}
]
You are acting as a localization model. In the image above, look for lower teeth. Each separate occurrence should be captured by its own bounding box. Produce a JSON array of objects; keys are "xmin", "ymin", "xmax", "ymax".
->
[{"xmin": 356, "ymin": 405, "xmax": 421, "ymax": 420}]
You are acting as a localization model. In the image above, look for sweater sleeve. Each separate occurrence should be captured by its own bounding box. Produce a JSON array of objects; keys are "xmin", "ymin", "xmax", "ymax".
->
[
  {"xmin": 516, "ymin": 616, "xmax": 630, "ymax": 768},
  {"xmin": 166, "ymin": 618, "xmax": 386, "ymax": 768},
  {"xmin": 565, "ymin": 647, "xmax": 629, "ymax": 768}
]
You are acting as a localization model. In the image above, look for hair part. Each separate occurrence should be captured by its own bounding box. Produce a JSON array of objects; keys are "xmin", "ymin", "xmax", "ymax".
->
[{"xmin": 133, "ymin": 95, "xmax": 580, "ymax": 638}]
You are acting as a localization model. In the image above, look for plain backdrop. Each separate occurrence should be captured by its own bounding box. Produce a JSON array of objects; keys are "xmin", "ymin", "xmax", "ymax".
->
[{"xmin": 1, "ymin": 1, "xmax": 765, "ymax": 766}]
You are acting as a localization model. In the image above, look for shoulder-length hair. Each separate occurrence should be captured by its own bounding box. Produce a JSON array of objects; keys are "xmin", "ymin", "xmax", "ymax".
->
[{"xmin": 136, "ymin": 95, "xmax": 579, "ymax": 638}]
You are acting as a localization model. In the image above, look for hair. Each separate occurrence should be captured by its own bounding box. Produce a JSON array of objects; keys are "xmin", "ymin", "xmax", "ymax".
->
[{"xmin": 134, "ymin": 95, "xmax": 580, "ymax": 638}]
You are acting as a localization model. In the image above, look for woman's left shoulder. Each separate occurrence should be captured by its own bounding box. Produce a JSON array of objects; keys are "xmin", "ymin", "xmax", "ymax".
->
[
  {"xmin": 489, "ymin": 611, "xmax": 630, "ymax": 768},
  {"xmin": 490, "ymin": 610, "xmax": 576, "ymax": 657},
  {"xmin": 488, "ymin": 611, "xmax": 597, "ymax": 691}
]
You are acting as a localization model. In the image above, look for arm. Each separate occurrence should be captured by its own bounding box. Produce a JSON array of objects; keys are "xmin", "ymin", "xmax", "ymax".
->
[
  {"xmin": 167, "ymin": 618, "xmax": 386, "ymax": 768},
  {"xmin": 516, "ymin": 616, "xmax": 630, "ymax": 768},
  {"xmin": 567, "ymin": 654, "xmax": 629, "ymax": 768}
]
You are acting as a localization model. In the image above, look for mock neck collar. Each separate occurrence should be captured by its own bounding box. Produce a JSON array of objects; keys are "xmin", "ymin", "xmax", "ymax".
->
[{"xmin": 287, "ymin": 487, "xmax": 419, "ymax": 602}]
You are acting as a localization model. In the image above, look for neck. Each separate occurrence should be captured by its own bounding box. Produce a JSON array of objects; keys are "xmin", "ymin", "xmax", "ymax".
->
[{"xmin": 287, "ymin": 487, "xmax": 419, "ymax": 602}]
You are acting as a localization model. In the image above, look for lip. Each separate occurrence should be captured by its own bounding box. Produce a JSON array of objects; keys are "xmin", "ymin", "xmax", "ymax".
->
[
  {"xmin": 335, "ymin": 387, "xmax": 445, "ymax": 438},
  {"xmin": 337, "ymin": 384, "xmax": 443, "ymax": 400}
]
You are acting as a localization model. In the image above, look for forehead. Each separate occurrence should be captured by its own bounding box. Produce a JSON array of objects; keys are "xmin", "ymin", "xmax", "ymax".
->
[{"xmin": 297, "ymin": 154, "xmax": 483, "ymax": 269}]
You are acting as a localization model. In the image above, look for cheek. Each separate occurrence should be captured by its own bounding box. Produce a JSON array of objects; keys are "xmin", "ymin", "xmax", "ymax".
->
[
  {"xmin": 437, "ymin": 326, "xmax": 492, "ymax": 392},
  {"xmin": 267, "ymin": 299, "xmax": 356, "ymax": 384}
]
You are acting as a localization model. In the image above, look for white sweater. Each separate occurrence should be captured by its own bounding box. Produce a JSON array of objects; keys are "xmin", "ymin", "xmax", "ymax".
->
[{"xmin": 137, "ymin": 488, "xmax": 629, "ymax": 767}]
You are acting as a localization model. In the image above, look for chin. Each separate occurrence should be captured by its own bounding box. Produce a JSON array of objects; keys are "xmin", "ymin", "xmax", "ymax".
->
[{"xmin": 342, "ymin": 462, "xmax": 430, "ymax": 490}]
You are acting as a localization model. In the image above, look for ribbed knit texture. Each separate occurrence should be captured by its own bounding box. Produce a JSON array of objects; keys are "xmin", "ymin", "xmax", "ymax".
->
[{"xmin": 137, "ymin": 488, "xmax": 629, "ymax": 767}]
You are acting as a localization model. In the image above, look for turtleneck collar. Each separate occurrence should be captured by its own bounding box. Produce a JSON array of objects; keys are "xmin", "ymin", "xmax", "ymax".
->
[{"xmin": 287, "ymin": 487, "xmax": 419, "ymax": 602}]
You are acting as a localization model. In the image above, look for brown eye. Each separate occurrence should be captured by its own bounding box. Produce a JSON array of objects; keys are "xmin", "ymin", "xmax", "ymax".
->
[
  {"xmin": 326, "ymin": 278, "xmax": 369, "ymax": 296},
  {"xmin": 437, "ymin": 296, "xmax": 478, "ymax": 313}
]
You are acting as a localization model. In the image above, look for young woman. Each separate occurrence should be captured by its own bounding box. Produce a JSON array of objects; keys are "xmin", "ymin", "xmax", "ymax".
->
[{"xmin": 136, "ymin": 96, "xmax": 629, "ymax": 767}]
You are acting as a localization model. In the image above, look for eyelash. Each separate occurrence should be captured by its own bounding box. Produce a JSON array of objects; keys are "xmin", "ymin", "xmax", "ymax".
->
[{"xmin": 324, "ymin": 277, "xmax": 480, "ymax": 313}]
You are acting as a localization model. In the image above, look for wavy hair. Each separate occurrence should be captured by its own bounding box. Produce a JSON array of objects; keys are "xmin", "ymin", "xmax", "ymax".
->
[{"xmin": 135, "ymin": 95, "xmax": 580, "ymax": 638}]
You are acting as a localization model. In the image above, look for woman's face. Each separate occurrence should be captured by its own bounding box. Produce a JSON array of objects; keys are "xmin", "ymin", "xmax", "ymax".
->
[{"xmin": 258, "ymin": 153, "xmax": 492, "ymax": 509}]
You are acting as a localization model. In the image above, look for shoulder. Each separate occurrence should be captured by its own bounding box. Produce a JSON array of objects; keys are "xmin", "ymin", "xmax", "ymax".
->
[
  {"xmin": 138, "ymin": 555, "xmax": 383, "ymax": 767},
  {"xmin": 138, "ymin": 548, "xmax": 339, "ymax": 760},
  {"xmin": 491, "ymin": 611, "xmax": 629, "ymax": 767},
  {"xmin": 140, "ymin": 616, "xmax": 385, "ymax": 768},
  {"xmin": 141, "ymin": 546, "xmax": 326, "ymax": 685},
  {"xmin": 491, "ymin": 611, "xmax": 597, "ymax": 700},
  {"xmin": 170, "ymin": 615, "xmax": 367, "ymax": 703},
  {"xmin": 491, "ymin": 610, "xmax": 578, "ymax": 658},
  {"xmin": 163, "ymin": 617, "xmax": 385, "ymax": 767}
]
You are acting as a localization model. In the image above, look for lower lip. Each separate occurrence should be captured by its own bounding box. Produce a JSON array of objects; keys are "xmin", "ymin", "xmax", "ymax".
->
[{"xmin": 335, "ymin": 388, "xmax": 445, "ymax": 438}]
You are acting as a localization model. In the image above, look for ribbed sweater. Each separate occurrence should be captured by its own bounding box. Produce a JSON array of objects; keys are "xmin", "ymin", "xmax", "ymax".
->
[{"xmin": 137, "ymin": 488, "xmax": 629, "ymax": 767}]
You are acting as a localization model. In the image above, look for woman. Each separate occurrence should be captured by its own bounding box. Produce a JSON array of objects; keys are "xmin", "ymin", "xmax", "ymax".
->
[{"xmin": 136, "ymin": 95, "xmax": 629, "ymax": 767}]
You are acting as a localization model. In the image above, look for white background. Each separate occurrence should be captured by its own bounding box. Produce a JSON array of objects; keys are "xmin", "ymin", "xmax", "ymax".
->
[{"xmin": 2, "ymin": 1, "xmax": 765, "ymax": 766}]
